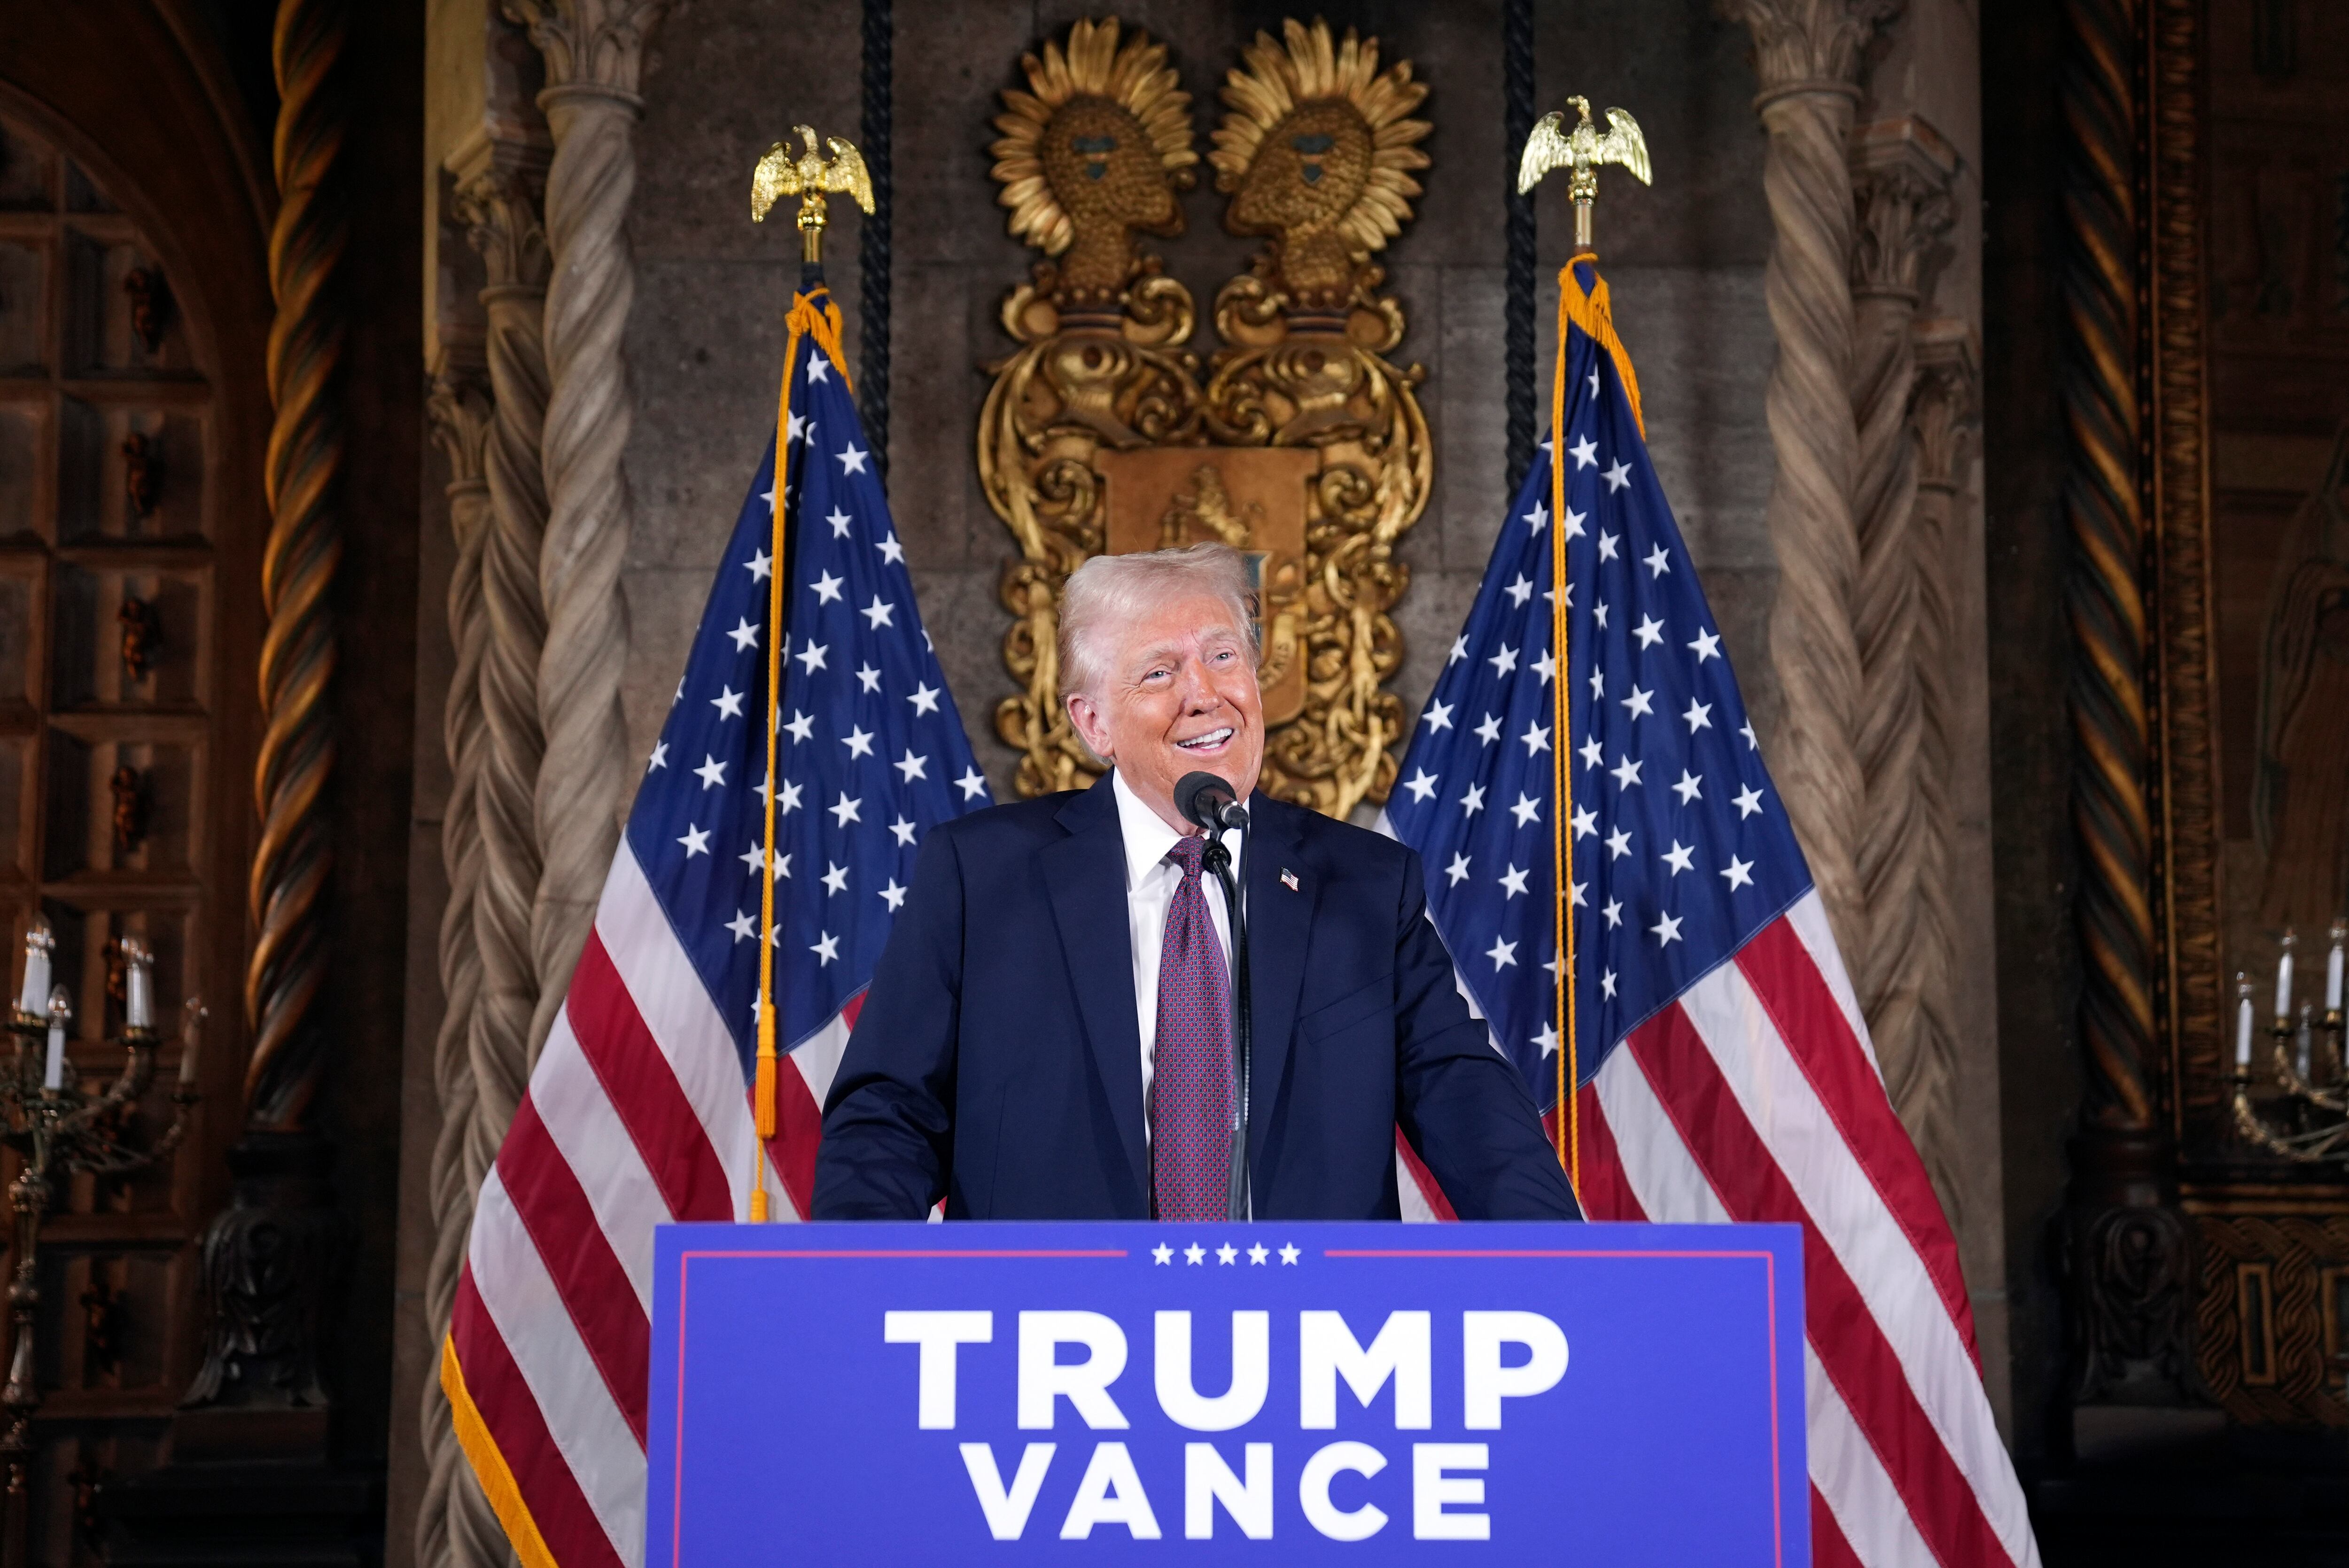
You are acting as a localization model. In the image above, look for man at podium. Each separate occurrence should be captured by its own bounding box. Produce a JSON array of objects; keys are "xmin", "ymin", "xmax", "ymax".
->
[{"xmin": 815, "ymin": 543, "xmax": 1579, "ymax": 1223}]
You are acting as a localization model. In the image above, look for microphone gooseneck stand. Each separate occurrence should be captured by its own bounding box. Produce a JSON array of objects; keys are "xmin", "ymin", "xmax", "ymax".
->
[{"xmin": 1202, "ymin": 833, "xmax": 1251, "ymax": 1222}]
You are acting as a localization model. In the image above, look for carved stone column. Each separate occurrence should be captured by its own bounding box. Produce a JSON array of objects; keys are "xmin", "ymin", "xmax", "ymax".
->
[
  {"xmin": 1905, "ymin": 318, "xmax": 1978, "ymax": 1229},
  {"xmin": 503, "ymin": 0, "xmax": 667, "ymax": 1058},
  {"xmin": 1719, "ymin": 0, "xmax": 1901, "ymax": 965},
  {"xmin": 1846, "ymin": 116, "xmax": 1959, "ymax": 1211}
]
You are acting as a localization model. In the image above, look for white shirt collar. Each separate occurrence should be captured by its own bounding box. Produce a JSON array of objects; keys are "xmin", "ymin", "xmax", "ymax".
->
[{"xmin": 1111, "ymin": 769, "xmax": 1240, "ymax": 889}]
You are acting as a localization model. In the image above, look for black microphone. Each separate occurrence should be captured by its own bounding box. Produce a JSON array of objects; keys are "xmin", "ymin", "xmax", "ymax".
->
[{"xmin": 1175, "ymin": 771, "xmax": 1250, "ymax": 834}]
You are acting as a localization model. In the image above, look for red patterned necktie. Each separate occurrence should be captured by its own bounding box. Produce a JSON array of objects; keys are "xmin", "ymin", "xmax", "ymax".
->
[{"xmin": 1152, "ymin": 833, "xmax": 1233, "ymax": 1222}]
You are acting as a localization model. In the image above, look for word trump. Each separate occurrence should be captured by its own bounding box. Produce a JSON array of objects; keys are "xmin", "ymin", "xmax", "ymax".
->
[{"xmin": 883, "ymin": 1309, "xmax": 1570, "ymax": 1542}]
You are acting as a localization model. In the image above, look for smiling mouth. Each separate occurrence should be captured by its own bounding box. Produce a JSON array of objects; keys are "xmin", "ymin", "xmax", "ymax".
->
[{"xmin": 1175, "ymin": 728, "xmax": 1235, "ymax": 752}]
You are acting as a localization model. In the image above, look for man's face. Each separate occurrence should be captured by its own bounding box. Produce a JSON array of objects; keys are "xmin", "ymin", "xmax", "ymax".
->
[{"xmin": 1066, "ymin": 590, "xmax": 1265, "ymax": 832}]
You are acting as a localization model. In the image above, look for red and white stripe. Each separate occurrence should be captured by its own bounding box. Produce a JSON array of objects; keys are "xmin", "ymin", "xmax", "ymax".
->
[
  {"xmin": 445, "ymin": 843, "xmax": 834, "ymax": 1568},
  {"xmin": 1401, "ymin": 890, "xmax": 2037, "ymax": 1568}
]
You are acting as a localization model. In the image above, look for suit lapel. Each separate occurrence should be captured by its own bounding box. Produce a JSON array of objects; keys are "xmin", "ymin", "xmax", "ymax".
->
[
  {"xmin": 1243, "ymin": 795, "xmax": 1311, "ymax": 1166},
  {"xmin": 1042, "ymin": 777, "xmax": 1149, "ymax": 1199}
]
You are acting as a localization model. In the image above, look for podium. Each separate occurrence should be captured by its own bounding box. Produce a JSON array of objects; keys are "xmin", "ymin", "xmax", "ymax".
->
[{"xmin": 648, "ymin": 1222, "xmax": 1806, "ymax": 1564}]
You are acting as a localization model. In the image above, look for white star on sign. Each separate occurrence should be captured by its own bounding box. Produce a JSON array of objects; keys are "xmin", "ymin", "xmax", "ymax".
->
[
  {"xmin": 907, "ymin": 682, "xmax": 942, "ymax": 716},
  {"xmin": 1445, "ymin": 852, "xmax": 1471, "ymax": 886},
  {"xmin": 677, "ymin": 824, "xmax": 710, "ymax": 857},
  {"xmin": 842, "ymin": 725, "xmax": 876, "ymax": 759},
  {"xmin": 1644, "ymin": 543, "xmax": 1671, "ymax": 577},
  {"xmin": 812, "ymin": 569, "xmax": 844, "ymax": 604},
  {"xmin": 1489, "ymin": 643, "xmax": 1518, "ymax": 677},
  {"xmin": 727, "ymin": 910, "xmax": 756, "ymax": 942},
  {"xmin": 810, "ymin": 931, "xmax": 840, "ymax": 964},
  {"xmin": 1217, "ymin": 1244, "xmax": 1237, "ymax": 1265},
  {"xmin": 1509, "ymin": 792, "xmax": 1542, "ymax": 827},
  {"xmin": 1733, "ymin": 783, "xmax": 1766, "ymax": 819},
  {"xmin": 1606, "ymin": 826, "xmax": 1633, "ymax": 860},
  {"xmin": 1248, "ymin": 1243, "xmax": 1268, "ymax": 1265},
  {"xmin": 694, "ymin": 755, "xmax": 727, "ymax": 789},
  {"xmin": 728, "ymin": 617, "xmax": 759, "ymax": 652},
  {"xmin": 1570, "ymin": 434, "xmax": 1598, "ymax": 469},
  {"xmin": 1683, "ymin": 699, "xmax": 1713, "ymax": 733},
  {"xmin": 1498, "ymin": 864, "xmax": 1530, "ymax": 899},
  {"xmin": 1521, "ymin": 722, "xmax": 1550, "ymax": 757},
  {"xmin": 856, "ymin": 663, "xmax": 882, "ymax": 694},
  {"xmin": 1185, "ymin": 1244, "xmax": 1206, "ymax": 1265},
  {"xmin": 1722, "ymin": 856, "xmax": 1756, "ymax": 890},
  {"xmin": 1422, "ymin": 699, "xmax": 1453, "ymax": 734},
  {"xmin": 879, "ymin": 877, "xmax": 909, "ymax": 913},
  {"xmin": 1403, "ymin": 767, "xmax": 1437, "ymax": 803},
  {"xmin": 1279, "ymin": 1244, "xmax": 1300, "ymax": 1265},
  {"xmin": 1153, "ymin": 1244, "xmax": 1173, "ymax": 1265},
  {"xmin": 1505, "ymin": 574, "xmax": 1533, "ymax": 608},
  {"xmin": 1571, "ymin": 805, "xmax": 1597, "ymax": 839},
  {"xmin": 785, "ymin": 709, "xmax": 816, "ymax": 743},
  {"xmin": 745, "ymin": 548, "xmax": 772, "ymax": 582},
  {"xmin": 1459, "ymin": 783, "xmax": 1486, "ymax": 817},
  {"xmin": 1603, "ymin": 458, "xmax": 1632, "ymax": 493},
  {"xmin": 890, "ymin": 815, "xmax": 918, "ymax": 846},
  {"xmin": 1475, "ymin": 712, "xmax": 1504, "ymax": 745},
  {"xmin": 828, "ymin": 792, "xmax": 862, "ymax": 828},
  {"xmin": 794, "ymin": 638, "xmax": 829, "ymax": 674},
  {"xmin": 712, "ymin": 685, "xmax": 745, "ymax": 720},
  {"xmin": 956, "ymin": 766, "xmax": 989, "ymax": 801},
  {"xmin": 1672, "ymin": 769, "xmax": 1703, "ymax": 805},
  {"xmin": 1633, "ymin": 613, "xmax": 1665, "ymax": 650},
  {"xmin": 836, "ymin": 442, "xmax": 869, "ymax": 474},
  {"xmin": 1610, "ymin": 754, "xmax": 1643, "ymax": 790},
  {"xmin": 1651, "ymin": 911, "xmax": 1683, "ymax": 947},
  {"xmin": 1688, "ymin": 627, "xmax": 1721, "ymax": 662},
  {"xmin": 894, "ymin": 749, "xmax": 929, "ymax": 783},
  {"xmin": 647, "ymin": 741, "xmax": 668, "ymax": 772},
  {"xmin": 1486, "ymin": 936, "xmax": 1518, "ymax": 970},
  {"xmin": 877, "ymin": 532, "xmax": 905, "ymax": 564},
  {"xmin": 1661, "ymin": 840, "xmax": 1695, "ymax": 875},
  {"xmin": 821, "ymin": 861, "xmax": 850, "ymax": 896},
  {"xmin": 1522, "ymin": 499, "xmax": 1548, "ymax": 533}
]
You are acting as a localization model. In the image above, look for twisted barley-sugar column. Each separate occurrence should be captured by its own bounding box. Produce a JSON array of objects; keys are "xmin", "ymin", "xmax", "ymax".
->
[
  {"xmin": 1846, "ymin": 120, "xmax": 1957, "ymax": 1206},
  {"xmin": 1907, "ymin": 323, "xmax": 1979, "ymax": 1228},
  {"xmin": 1720, "ymin": 0, "xmax": 1899, "ymax": 968},
  {"xmin": 456, "ymin": 167, "xmax": 551, "ymax": 1182},
  {"xmin": 2061, "ymin": 0, "xmax": 2155, "ymax": 1131},
  {"xmin": 420, "ymin": 371, "xmax": 495, "ymax": 1568},
  {"xmin": 506, "ymin": 0, "xmax": 668, "ymax": 1059},
  {"xmin": 243, "ymin": 0, "xmax": 349, "ymax": 1128}
]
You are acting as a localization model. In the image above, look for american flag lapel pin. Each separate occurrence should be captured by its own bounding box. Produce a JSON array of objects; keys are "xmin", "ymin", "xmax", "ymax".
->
[{"xmin": 1280, "ymin": 868, "xmax": 1299, "ymax": 893}]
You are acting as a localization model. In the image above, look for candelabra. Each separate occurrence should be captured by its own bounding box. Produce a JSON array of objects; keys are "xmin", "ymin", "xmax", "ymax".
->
[
  {"xmin": 2230, "ymin": 921, "xmax": 2349, "ymax": 1163},
  {"xmin": 4, "ymin": 920, "xmax": 199, "ymax": 1568}
]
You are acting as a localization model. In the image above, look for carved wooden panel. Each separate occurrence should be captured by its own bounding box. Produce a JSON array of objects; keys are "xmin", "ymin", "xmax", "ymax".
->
[
  {"xmin": 0, "ymin": 105, "xmax": 212, "ymax": 1560},
  {"xmin": 2194, "ymin": 1211, "xmax": 2349, "ymax": 1427}
]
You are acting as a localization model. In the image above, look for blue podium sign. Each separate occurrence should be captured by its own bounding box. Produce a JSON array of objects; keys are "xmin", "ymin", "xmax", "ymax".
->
[{"xmin": 647, "ymin": 1221, "xmax": 1805, "ymax": 1565}]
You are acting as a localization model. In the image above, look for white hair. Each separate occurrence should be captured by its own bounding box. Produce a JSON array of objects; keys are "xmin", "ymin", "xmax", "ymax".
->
[{"xmin": 1058, "ymin": 543, "xmax": 1259, "ymax": 700}]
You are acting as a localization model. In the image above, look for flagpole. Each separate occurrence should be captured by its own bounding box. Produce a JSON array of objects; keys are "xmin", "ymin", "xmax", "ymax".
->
[
  {"xmin": 746, "ymin": 128, "xmax": 874, "ymax": 1221},
  {"xmin": 1517, "ymin": 97, "xmax": 1653, "ymax": 1199}
]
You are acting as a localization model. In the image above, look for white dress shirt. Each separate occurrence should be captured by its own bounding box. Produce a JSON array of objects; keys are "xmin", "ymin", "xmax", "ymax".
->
[{"xmin": 1112, "ymin": 769, "xmax": 1240, "ymax": 1139}]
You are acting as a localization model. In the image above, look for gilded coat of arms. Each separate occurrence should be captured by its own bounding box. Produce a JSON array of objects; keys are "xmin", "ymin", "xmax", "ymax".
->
[{"xmin": 978, "ymin": 16, "xmax": 1432, "ymax": 818}]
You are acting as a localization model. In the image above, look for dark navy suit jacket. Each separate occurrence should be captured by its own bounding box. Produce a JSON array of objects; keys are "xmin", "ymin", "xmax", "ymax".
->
[{"xmin": 813, "ymin": 774, "xmax": 1582, "ymax": 1221}]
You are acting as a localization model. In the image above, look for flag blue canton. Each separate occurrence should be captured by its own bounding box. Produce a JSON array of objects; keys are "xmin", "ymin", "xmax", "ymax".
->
[
  {"xmin": 622, "ymin": 293, "xmax": 991, "ymax": 1078},
  {"xmin": 1385, "ymin": 265, "xmax": 1811, "ymax": 1112}
]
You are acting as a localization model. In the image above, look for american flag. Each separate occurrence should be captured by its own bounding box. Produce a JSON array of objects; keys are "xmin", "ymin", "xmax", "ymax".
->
[
  {"xmin": 1384, "ymin": 262, "xmax": 2038, "ymax": 1568},
  {"xmin": 442, "ymin": 277, "xmax": 990, "ymax": 1568}
]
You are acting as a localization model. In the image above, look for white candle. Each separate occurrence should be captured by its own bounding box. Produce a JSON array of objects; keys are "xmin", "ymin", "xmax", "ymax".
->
[
  {"xmin": 16, "ymin": 920, "xmax": 51, "ymax": 1019},
  {"xmin": 2277, "ymin": 931, "xmax": 2297, "ymax": 1021},
  {"xmin": 2298, "ymin": 1006, "xmax": 2314, "ymax": 1081},
  {"xmin": 2236, "ymin": 976, "xmax": 2255, "ymax": 1068},
  {"xmin": 43, "ymin": 987, "xmax": 69, "ymax": 1091},
  {"xmin": 2329, "ymin": 920, "xmax": 2346, "ymax": 1012},
  {"xmin": 124, "ymin": 939, "xmax": 152, "ymax": 1031}
]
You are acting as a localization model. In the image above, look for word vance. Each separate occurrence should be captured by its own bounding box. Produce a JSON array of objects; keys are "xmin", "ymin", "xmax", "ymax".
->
[{"xmin": 886, "ymin": 1308, "xmax": 1568, "ymax": 1543}]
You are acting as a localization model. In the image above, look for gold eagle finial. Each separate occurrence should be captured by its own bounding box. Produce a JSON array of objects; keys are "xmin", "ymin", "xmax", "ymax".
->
[
  {"xmin": 751, "ymin": 125, "xmax": 876, "ymax": 260},
  {"xmin": 1516, "ymin": 96, "xmax": 1651, "ymax": 252}
]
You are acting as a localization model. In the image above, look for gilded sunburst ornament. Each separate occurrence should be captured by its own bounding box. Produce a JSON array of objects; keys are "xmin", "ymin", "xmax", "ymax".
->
[
  {"xmin": 1210, "ymin": 18, "xmax": 1431, "ymax": 310},
  {"xmin": 989, "ymin": 18, "xmax": 1198, "ymax": 308}
]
